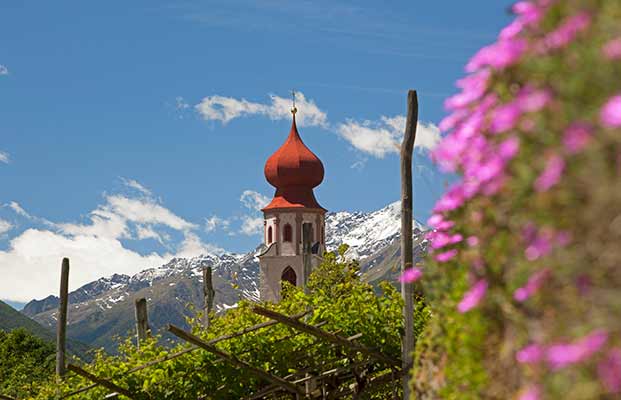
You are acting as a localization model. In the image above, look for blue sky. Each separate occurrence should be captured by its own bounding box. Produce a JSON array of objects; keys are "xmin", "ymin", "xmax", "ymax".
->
[{"xmin": 0, "ymin": 1, "xmax": 512, "ymax": 304}]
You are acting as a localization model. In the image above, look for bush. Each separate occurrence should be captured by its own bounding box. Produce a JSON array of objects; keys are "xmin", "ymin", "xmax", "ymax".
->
[
  {"xmin": 412, "ymin": 1, "xmax": 621, "ymax": 399},
  {"xmin": 0, "ymin": 328, "xmax": 55, "ymax": 398}
]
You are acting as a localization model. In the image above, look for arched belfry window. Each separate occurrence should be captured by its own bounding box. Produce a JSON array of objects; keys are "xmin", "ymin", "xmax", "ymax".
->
[
  {"xmin": 283, "ymin": 224, "xmax": 293, "ymax": 242},
  {"xmin": 267, "ymin": 226, "xmax": 273, "ymax": 244},
  {"xmin": 281, "ymin": 266, "xmax": 297, "ymax": 287}
]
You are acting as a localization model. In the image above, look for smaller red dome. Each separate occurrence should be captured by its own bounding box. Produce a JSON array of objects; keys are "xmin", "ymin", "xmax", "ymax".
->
[
  {"xmin": 264, "ymin": 116, "xmax": 324, "ymax": 189},
  {"xmin": 263, "ymin": 114, "xmax": 325, "ymax": 211}
]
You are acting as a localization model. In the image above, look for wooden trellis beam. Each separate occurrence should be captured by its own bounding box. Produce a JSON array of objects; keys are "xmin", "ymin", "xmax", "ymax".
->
[
  {"xmin": 252, "ymin": 306, "xmax": 401, "ymax": 369},
  {"xmin": 168, "ymin": 324, "xmax": 305, "ymax": 397},
  {"xmin": 66, "ymin": 364, "xmax": 139, "ymax": 400}
]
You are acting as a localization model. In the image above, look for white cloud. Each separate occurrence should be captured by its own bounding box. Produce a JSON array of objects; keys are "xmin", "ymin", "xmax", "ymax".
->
[
  {"xmin": 0, "ymin": 228, "xmax": 169, "ymax": 302},
  {"xmin": 336, "ymin": 116, "xmax": 441, "ymax": 158},
  {"xmin": 0, "ymin": 219, "xmax": 13, "ymax": 235},
  {"xmin": 205, "ymin": 215, "xmax": 230, "ymax": 233},
  {"xmin": 120, "ymin": 177, "xmax": 152, "ymax": 197},
  {"xmin": 195, "ymin": 91, "xmax": 328, "ymax": 128},
  {"xmin": 0, "ymin": 186, "xmax": 219, "ymax": 302},
  {"xmin": 5, "ymin": 201, "xmax": 56, "ymax": 228},
  {"xmin": 239, "ymin": 215, "xmax": 264, "ymax": 236},
  {"xmin": 0, "ymin": 151, "xmax": 9, "ymax": 164},
  {"xmin": 237, "ymin": 190, "xmax": 270, "ymax": 236},
  {"xmin": 0, "ymin": 65, "xmax": 8, "ymax": 76},
  {"xmin": 177, "ymin": 232, "xmax": 224, "ymax": 257},
  {"xmin": 193, "ymin": 90, "xmax": 440, "ymax": 159},
  {"xmin": 240, "ymin": 190, "xmax": 270, "ymax": 212},
  {"xmin": 8, "ymin": 201, "xmax": 28, "ymax": 217}
]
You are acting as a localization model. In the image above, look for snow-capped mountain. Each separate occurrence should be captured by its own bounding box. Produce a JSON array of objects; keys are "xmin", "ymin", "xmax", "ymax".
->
[
  {"xmin": 325, "ymin": 201, "xmax": 425, "ymax": 260},
  {"xmin": 21, "ymin": 201, "xmax": 427, "ymax": 352}
]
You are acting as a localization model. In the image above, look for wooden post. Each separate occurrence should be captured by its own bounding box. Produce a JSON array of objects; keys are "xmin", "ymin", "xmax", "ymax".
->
[
  {"xmin": 302, "ymin": 223, "xmax": 312, "ymax": 292},
  {"xmin": 203, "ymin": 266, "xmax": 215, "ymax": 328},
  {"xmin": 400, "ymin": 89, "xmax": 419, "ymax": 398},
  {"xmin": 301, "ymin": 222, "xmax": 316, "ymax": 395},
  {"xmin": 134, "ymin": 298, "xmax": 149, "ymax": 348},
  {"xmin": 56, "ymin": 257, "xmax": 70, "ymax": 378}
]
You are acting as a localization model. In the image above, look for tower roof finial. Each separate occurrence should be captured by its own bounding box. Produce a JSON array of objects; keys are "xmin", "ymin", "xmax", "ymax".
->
[{"xmin": 291, "ymin": 89, "xmax": 297, "ymax": 115}]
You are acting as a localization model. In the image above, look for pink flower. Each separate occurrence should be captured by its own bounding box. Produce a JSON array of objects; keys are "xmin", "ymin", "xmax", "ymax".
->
[
  {"xmin": 457, "ymin": 279, "xmax": 488, "ymax": 313},
  {"xmin": 600, "ymin": 95, "xmax": 621, "ymax": 128},
  {"xmin": 543, "ymin": 12, "xmax": 591, "ymax": 51},
  {"xmin": 400, "ymin": 267, "xmax": 423, "ymax": 283},
  {"xmin": 563, "ymin": 122, "xmax": 593, "ymax": 153},
  {"xmin": 466, "ymin": 236, "xmax": 479, "ymax": 247},
  {"xmin": 445, "ymin": 70, "xmax": 491, "ymax": 111},
  {"xmin": 602, "ymin": 38, "xmax": 621, "ymax": 60},
  {"xmin": 555, "ymin": 230, "xmax": 572, "ymax": 247},
  {"xmin": 466, "ymin": 38, "xmax": 527, "ymax": 72},
  {"xmin": 546, "ymin": 329, "xmax": 608, "ymax": 370},
  {"xmin": 490, "ymin": 102, "xmax": 522, "ymax": 134},
  {"xmin": 513, "ymin": 2, "xmax": 543, "ymax": 25},
  {"xmin": 525, "ymin": 232, "xmax": 552, "ymax": 261},
  {"xmin": 518, "ymin": 385, "xmax": 542, "ymax": 400},
  {"xmin": 433, "ymin": 185, "xmax": 466, "ymax": 212},
  {"xmin": 499, "ymin": 19, "xmax": 525, "ymax": 41},
  {"xmin": 439, "ymin": 109, "xmax": 468, "ymax": 132},
  {"xmin": 471, "ymin": 156, "xmax": 505, "ymax": 182},
  {"xmin": 598, "ymin": 348, "xmax": 621, "ymax": 394},
  {"xmin": 514, "ymin": 268, "xmax": 551, "ymax": 302},
  {"xmin": 498, "ymin": 136, "xmax": 520, "ymax": 160},
  {"xmin": 431, "ymin": 232, "xmax": 463, "ymax": 249},
  {"xmin": 517, "ymin": 344, "xmax": 544, "ymax": 364},
  {"xmin": 427, "ymin": 214, "xmax": 444, "ymax": 227},
  {"xmin": 534, "ymin": 155, "xmax": 565, "ymax": 192},
  {"xmin": 516, "ymin": 87, "xmax": 552, "ymax": 112},
  {"xmin": 435, "ymin": 249, "xmax": 458, "ymax": 263}
]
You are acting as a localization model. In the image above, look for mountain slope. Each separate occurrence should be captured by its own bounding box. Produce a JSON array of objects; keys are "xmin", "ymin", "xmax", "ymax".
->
[
  {"xmin": 21, "ymin": 201, "xmax": 427, "ymax": 353},
  {"xmin": 1, "ymin": 300, "xmax": 90, "ymax": 357}
]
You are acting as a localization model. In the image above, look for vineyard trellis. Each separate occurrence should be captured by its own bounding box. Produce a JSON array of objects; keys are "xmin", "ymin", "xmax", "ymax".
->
[{"xmin": 51, "ymin": 276, "xmax": 404, "ymax": 399}]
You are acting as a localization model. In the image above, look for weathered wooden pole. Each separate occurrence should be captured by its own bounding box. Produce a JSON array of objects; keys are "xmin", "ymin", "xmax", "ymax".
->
[
  {"xmin": 134, "ymin": 298, "xmax": 149, "ymax": 348},
  {"xmin": 203, "ymin": 266, "xmax": 215, "ymax": 328},
  {"xmin": 400, "ymin": 89, "xmax": 419, "ymax": 398},
  {"xmin": 56, "ymin": 257, "xmax": 70, "ymax": 378},
  {"xmin": 302, "ymin": 223, "xmax": 313, "ymax": 293}
]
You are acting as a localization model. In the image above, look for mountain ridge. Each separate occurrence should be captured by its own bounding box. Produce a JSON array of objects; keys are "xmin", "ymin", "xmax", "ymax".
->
[{"xmin": 21, "ymin": 201, "xmax": 428, "ymax": 352}]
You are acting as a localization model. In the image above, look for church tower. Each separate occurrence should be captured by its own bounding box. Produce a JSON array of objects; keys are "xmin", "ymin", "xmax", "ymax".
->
[{"xmin": 258, "ymin": 106, "xmax": 326, "ymax": 302}]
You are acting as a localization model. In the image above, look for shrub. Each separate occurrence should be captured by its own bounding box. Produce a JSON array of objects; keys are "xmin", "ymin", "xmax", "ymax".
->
[{"xmin": 412, "ymin": 1, "xmax": 621, "ymax": 399}]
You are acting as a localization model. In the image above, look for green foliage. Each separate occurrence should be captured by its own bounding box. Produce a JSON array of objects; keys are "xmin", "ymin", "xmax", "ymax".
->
[
  {"xmin": 0, "ymin": 328, "xmax": 55, "ymax": 398},
  {"xmin": 32, "ymin": 253, "xmax": 427, "ymax": 399}
]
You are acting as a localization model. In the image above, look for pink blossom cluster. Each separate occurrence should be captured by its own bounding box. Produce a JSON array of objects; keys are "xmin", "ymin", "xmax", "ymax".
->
[
  {"xmin": 602, "ymin": 38, "xmax": 621, "ymax": 60},
  {"xmin": 457, "ymin": 279, "xmax": 488, "ymax": 313},
  {"xmin": 513, "ymin": 268, "xmax": 551, "ymax": 302},
  {"xmin": 599, "ymin": 348, "xmax": 621, "ymax": 394},
  {"xmin": 540, "ymin": 12, "xmax": 591, "ymax": 52},
  {"xmin": 521, "ymin": 223, "xmax": 571, "ymax": 261},
  {"xmin": 601, "ymin": 95, "xmax": 621, "ymax": 128},
  {"xmin": 516, "ymin": 329, "xmax": 608, "ymax": 370},
  {"xmin": 399, "ymin": 267, "xmax": 423, "ymax": 284},
  {"xmin": 426, "ymin": 2, "xmax": 620, "ymax": 398}
]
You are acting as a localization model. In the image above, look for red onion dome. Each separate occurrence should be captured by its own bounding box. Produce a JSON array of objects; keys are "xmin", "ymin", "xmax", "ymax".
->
[{"xmin": 263, "ymin": 112, "xmax": 325, "ymax": 211}]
